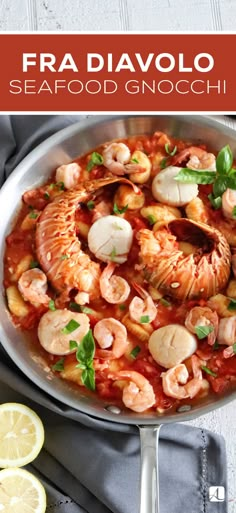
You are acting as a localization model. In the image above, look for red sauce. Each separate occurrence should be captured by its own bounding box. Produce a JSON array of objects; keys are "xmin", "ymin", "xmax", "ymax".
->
[{"xmin": 3, "ymin": 131, "xmax": 236, "ymax": 414}]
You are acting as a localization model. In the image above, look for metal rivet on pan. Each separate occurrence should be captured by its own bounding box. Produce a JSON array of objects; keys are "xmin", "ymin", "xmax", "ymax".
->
[
  {"xmin": 177, "ymin": 404, "xmax": 192, "ymax": 413},
  {"xmin": 105, "ymin": 405, "xmax": 121, "ymax": 414}
]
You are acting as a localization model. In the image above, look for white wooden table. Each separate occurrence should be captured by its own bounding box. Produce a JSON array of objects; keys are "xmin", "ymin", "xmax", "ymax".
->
[{"xmin": 0, "ymin": 1, "xmax": 235, "ymax": 511}]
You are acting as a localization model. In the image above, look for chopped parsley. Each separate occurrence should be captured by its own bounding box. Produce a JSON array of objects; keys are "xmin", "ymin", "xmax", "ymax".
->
[
  {"xmin": 130, "ymin": 346, "xmax": 141, "ymax": 359},
  {"xmin": 140, "ymin": 315, "xmax": 150, "ymax": 324},
  {"xmin": 87, "ymin": 200, "xmax": 95, "ymax": 210},
  {"xmin": 61, "ymin": 319, "xmax": 80, "ymax": 334},
  {"xmin": 131, "ymin": 157, "xmax": 139, "ymax": 164},
  {"xmin": 86, "ymin": 152, "xmax": 103, "ymax": 171},
  {"xmin": 52, "ymin": 358, "xmax": 65, "ymax": 372},
  {"xmin": 119, "ymin": 304, "xmax": 126, "ymax": 311},
  {"xmin": 60, "ymin": 254, "xmax": 69, "ymax": 261},
  {"xmin": 227, "ymin": 298, "xmax": 236, "ymax": 311},
  {"xmin": 147, "ymin": 215, "xmax": 156, "ymax": 226},
  {"xmin": 29, "ymin": 260, "xmax": 39, "ymax": 269},
  {"xmin": 44, "ymin": 191, "xmax": 50, "ymax": 200},
  {"xmin": 48, "ymin": 299, "xmax": 56, "ymax": 311},
  {"xmin": 110, "ymin": 247, "xmax": 117, "ymax": 261},
  {"xmin": 29, "ymin": 211, "xmax": 38, "ymax": 219},
  {"xmin": 160, "ymin": 298, "xmax": 171, "ymax": 307},
  {"xmin": 195, "ymin": 325, "xmax": 214, "ymax": 340},
  {"xmin": 160, "ymin": 157, "xmax": 168, "ymax": 169},
  {"xmin": 201, "ymin": 366, "xmax": 217, "ymax": 378},
  {"xmin": 165, "ymin": 143, "xmax": 177, "ymax": 156},
  {"xmin": 113, "ymin": 203, "xmax": 128, "ymax": 215}
]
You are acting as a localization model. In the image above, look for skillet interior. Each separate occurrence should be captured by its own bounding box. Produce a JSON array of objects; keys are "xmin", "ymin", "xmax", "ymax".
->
[{"xmin": 0, "ymin": 114, "xmax": 236, "ymax": 427}]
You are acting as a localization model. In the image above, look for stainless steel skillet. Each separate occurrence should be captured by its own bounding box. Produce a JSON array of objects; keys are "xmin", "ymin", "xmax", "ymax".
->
[{"xmin": 0, "ymin": 115, "xmax": 235, "ymax": 513}]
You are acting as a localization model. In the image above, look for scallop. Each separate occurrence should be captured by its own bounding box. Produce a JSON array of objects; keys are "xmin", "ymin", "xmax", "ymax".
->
[
  {"xmin": 38, "ymin": 310, "xmax": 90, "ymax": 355},
  {"xmin": 148, "ymin": 324, "xmax": 197, "ymax": 369},
  {"xmin": 88, "ymin": 215, "xmax": 133, "ymax": 264},
  {"xmin": 151, "ymin": 166, "xmax": 198, "ymax": 207}
]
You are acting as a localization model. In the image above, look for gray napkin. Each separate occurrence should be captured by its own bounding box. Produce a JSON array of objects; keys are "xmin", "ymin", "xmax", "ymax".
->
[{"xmin": 0, "ymin": 115, "xmax": 228, "ymax": 513}]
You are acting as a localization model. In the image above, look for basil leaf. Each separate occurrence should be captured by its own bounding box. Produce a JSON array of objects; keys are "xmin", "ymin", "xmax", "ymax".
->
[
  {"xmin": 201, "ymin": 366, "xmax": 217, "ymax": 378},
  {"xmin": 56, "ymin": 181, "xmax": 65, "ymax": 191},
  {"xmin": 48, "ymin": 299, "xmax": 56, "ymax": 311},
  {"xmin": 76, "ymin": 329, "xmax": 95, "ymax": 365},
  {"xmin": 160, "ymin": 157, "xmax": 168, "ymax": 169},
  {"xmin": 213, "ymin": 176, "xmax": 228, "ymax": 197},
  {"xmin": 131, "ymin": 158, "xmax": 139, "ymax": 163},
  {"xmin": 140, "ymin": 315, "xmax": 150, "ymax": 324},
  {"xmin": 81, "ymin": 367, "xmax": 95, "ymax": 391},
  {"xmin": 174, "ymin": 169, "xmax": 216, "ymax": 184},
  {"xmin": 225, "ymin": 176, "xmax": 236, "ymax": 190},
  {"xmin": 232, "ymin": 206, "xmax": 236, "ymax": 219},
  {"xmin": 147, "ymin": 215, "xmax": 156, "ymax": 226},
  {"xmin": 113, "ymin": 203, "xmax": 128, "ymax": 214},
  {"xmin": 86, "ymin": 160, "xmax": 94, "ymax": 172},
  {"xmin": 87, "ymin": 200, "xmax": 95, "ymax": 210},
  {"xmin": 52, "ymin": 358, "xmax": 65, "ymax": 372},
  {"xmin": 130, "ymin": 345, "xmax": 141, "ymax": 359},
  {"xmin": 61, "ymin": 319, "xmax": 80, "ymax": 334},
  {"xmin": 227, "ymin": 298, "xmax": 236, "ymax": 311},
  {"xmin": 44, "ymin": 191, "xmax": 50, "ymax": 200},
  {"xmin": 195, "ymin": 325, "xmax": 214, "ymax": 340},
  {"xmin": 165, "ymin": 143, "xmax": 177, "ymax": 156},
  {"xmin": 69, "ymin": 340, "xmax": 78, "ymax": 351},
  {"xmin": 29, "ymin": 260, "xmax": 39, "ymax": 269},
  {"xmin": 216, "ymin": 145, "xmax": 233, "ymax": 175},
  {"xmin": 208, "ymin": 194, "xmax": 222, "ymax": 210}
]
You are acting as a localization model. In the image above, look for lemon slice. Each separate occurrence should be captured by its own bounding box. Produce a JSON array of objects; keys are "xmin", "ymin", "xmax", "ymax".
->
[
  {"xmin": 0, "ymin": 403, "xmax": 44, "ymax": 468},
  {"xmin": 0, "ymin": 467, "xmax": 46, "ymax": 513}
]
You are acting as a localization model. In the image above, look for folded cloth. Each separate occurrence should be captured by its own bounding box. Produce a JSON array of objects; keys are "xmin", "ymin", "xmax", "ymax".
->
[{"xmin": 0, "ymin": 115, "xmax": 228, "ymax": 513}]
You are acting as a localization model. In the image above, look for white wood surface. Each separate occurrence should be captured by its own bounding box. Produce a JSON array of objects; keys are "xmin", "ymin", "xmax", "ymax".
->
[{"xmin": 0, "ymin": 1, "xmax": 235, "ymax": 511}]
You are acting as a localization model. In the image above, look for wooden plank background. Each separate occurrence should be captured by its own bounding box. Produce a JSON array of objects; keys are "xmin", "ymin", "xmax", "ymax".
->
[{"xmin": 0, "ymin": 0, "xmax": 235, "ymax": 510}]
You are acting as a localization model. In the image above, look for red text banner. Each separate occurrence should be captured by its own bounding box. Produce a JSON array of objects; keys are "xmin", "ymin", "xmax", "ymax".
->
[{"xmin": 0, "ymin": 34, "xmax": 234, "ymax": 111}]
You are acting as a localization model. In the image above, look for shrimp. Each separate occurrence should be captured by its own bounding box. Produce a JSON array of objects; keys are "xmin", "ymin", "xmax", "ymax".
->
[
  {"xmin": 94, "ymin": 318, "xmax": 128, "ymax": 359},
  {"xmin": 36, "ymin": 176, "xmax": 138, "ymax": 304},
  {"xmin": 218, "ymin": 317, "xmax": 236, "ymax": 359},
  {"xmin": 161, "ymin": 364, "xmax": 203, "ymax": 400},
  {"xmin": 91, "ymin": 200, "xmax": 112, "ymax": 223},
  {"xmin": 55, "ymin": 162, "xmax": 81, "ymax": 190},
  {"xmin": 99, "ymin": 262, "xmax": 130, "ymax": 304},
  {"xmin": 185, "ymin": 306, "xmax": 219, "ymax": 345},
  {"xmin": 38, "ymin": 309, "xmax": 90, "ymax": 355},
  {"xmin": 108, "ymin": 370, "xmax": 155, "ymax": 412},
  {"xmin": 129, "ymin": 282, "xmax": 157, "ymax": 323},
  {"xmin": 185, "ymin": 197, "xmax": 209, "ymax": 224},
  {"xmin": 138, "ymin": 218, "xmax": 231, "ymax": 301},
  {"xmin": 222, "ymin": 188, "xmax": 236, "ymax": 220},
  {"xmin": 18, "ymin": 269, "xmax": 50, "ymax": 306},
  {"xmin": 172, "ymin": 146, "xmax": 216, "ymax": 170},
  {"xmin": 103, "ymin": 143, "xmax": 144, "ymax": 176}
]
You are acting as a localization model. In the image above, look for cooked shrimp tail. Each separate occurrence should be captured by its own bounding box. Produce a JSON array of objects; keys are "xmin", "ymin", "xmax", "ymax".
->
[{"xmin": 108, "ymin": 370, "xmax": 155, "ymax": 412}]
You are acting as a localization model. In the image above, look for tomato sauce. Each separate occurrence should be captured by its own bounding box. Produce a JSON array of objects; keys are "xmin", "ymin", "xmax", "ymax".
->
[{"xmin": 3, "ymin": 131, "xmax": 236, "ymax": 414}]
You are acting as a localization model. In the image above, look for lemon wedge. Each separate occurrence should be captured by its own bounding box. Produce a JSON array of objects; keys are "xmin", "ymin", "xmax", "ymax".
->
[
  {"xmin": 0, "ymin": 467, "xmax": 46, "ymax": 513},
  {"xmin": 0, "ymin": 403, "xmax": 44, "ymax": 468}
]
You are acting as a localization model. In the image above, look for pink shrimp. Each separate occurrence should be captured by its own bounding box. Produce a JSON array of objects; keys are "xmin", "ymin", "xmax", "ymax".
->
[
  {"xmin": 129, "ymin": 282, "xmax": 157, "ymax": 324},
  {"xmin": 103, "ymin": 143, "xmax": 144, "ymax": 176},
  {"xmin": 161, "ymin": 363, "xmax": 203, "ymax": 400},
  {"xmin": 218, "ymin": 317, "xmax": 236, "ymax": 359},
  {"xmin": 18, "ymin": 269, "xmax": 50, "ymax": 306},
  {"xmin": 185, "ymin": 306, "xmax": 219, "ymax": 345},
  {"xmin": 94, "ymin": 318, "xmax": 128, "ymax": 359},
  {"xmin": 35, "ymin": 176, "xmax": 138, "ymax": 304},
  {"xmin": 99, "ymin": 262, "xmax": 130, "ymax": 304},
  {"xmin": 172, "ymin": 146, "xmax": 216, "ymax": 170},
  {"xmin": 108, "ymin": 370, "xmax": 155, "ymax": 412}
]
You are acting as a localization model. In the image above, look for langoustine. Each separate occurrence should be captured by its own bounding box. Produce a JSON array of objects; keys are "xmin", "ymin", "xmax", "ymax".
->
[
  {"xmin": 35, "ymin": 176, "xmax": 138, "ymax": 304},
  {"xmin": 138, "ymin": 218, "xmax": 231, "ymax": 300}
]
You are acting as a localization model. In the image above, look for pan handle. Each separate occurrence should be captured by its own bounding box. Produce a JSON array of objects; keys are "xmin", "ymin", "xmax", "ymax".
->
[{"xmin": 138, "ymin": 425, "xmax": 162, "ymax": 513}]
